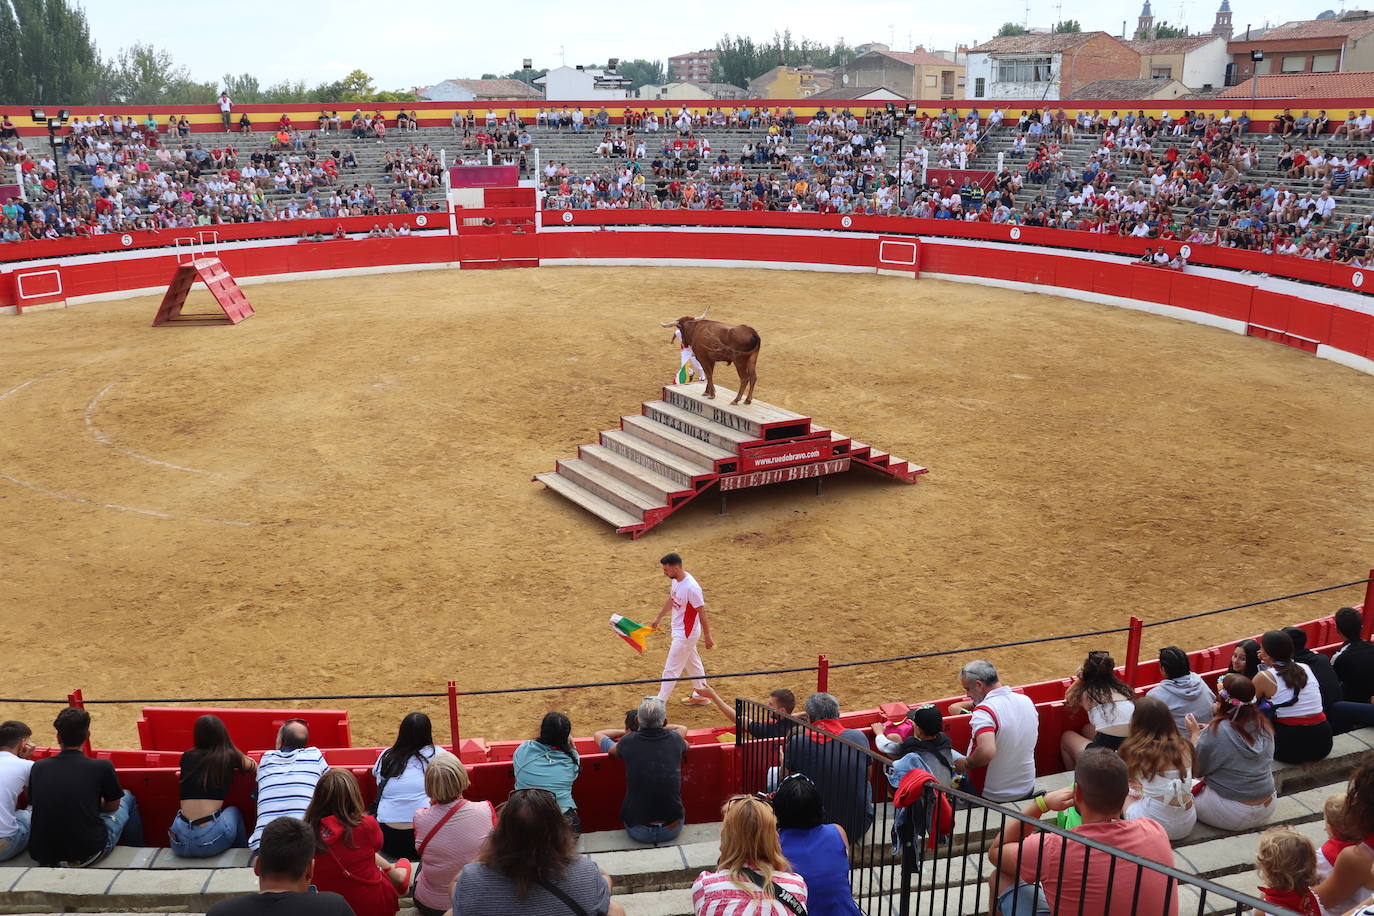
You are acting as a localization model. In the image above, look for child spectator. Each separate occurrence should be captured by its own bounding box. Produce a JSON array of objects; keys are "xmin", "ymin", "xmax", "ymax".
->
[
  {"xmin": 875, "ymin": 704, "xmax": 964, "ymax": 790},
  {"xmin": 1254, "ymin": 826, "xmax": 1321, "ymax": 915},
  {"xmin": 1309, "ymin": 792, "xmax": 1374, "ymax": 915},
  {"xmin": 1119, "ymin": 697, "xmax": 1195, "ymax": 840}
]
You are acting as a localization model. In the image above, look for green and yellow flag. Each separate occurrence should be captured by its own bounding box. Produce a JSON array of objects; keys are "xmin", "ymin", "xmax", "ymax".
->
[{"xmin": 609, "ymin": 614, "xmax": 654, "ymax": 654}]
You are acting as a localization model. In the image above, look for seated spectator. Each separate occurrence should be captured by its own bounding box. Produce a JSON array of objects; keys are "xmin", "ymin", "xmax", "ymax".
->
[
  {"xmin": 371, "ymin": 712, "xmax": 441, "ymax": 860},
  {"xmin": 986, "ymin": 748, "xmax": 1175, "ymax": 916},
  {"xmin": 599, "ymin": 697, "xmax": 688, "ymax": 844},
  {"xmin": 746, "ymin": 688, "xmax": 799, "ymax": 739},
  {"xmin": 451, "ymin": 787, "xmax": 622, "ymax": 916},
  {"xmin": 1185, "ymin": 674, "xmax": 1276, "ymax": 830},
  {"xmin": 773, "ymin": 776, "xmax": 860, "ymax": 916},
  {"xmin": 1283, "ymin": 626, "xmax": 1343, "ymax": 711},
  {"xmin": 249, "ymin": 718, "xmax": 329, "ymax": 849},
  {"xmin": 171, "ymin": 714, "xmax": 255, "ymax": 857},
  {"xmin": 0, "ymin": 721, "xmax": 34, "ymax": 862},
  {"xmin": 512, "ymin": 712, "xmax": 581, "ymax": 833},
  {"xmin": 1119, "ymin": 697, "xmax": 1195, "ymax": 840},
  {"xmin": 1146, "ymin": 646, "xmax": 1215, "ymax": 735},
  {"xmin": 1254, "ymin": 629, "xmax": 1333, "ymax": 764},
  {"xmin": 782, "ymin": 693, "xmax": 873, "ymax": 841},
  {"xmin": 238, "ymin": 113, "xmax": 251, "ymax": 134},
  {"xmin": 411, "ymin": 755, "xmax": 493, "ymax": 916},
  {"xmin": 29, "ymin": 707, "xmax": 143, "ymax": 866},
  {"xmin": 1061, "ymin": 650, "xmax": 1136, "ymax": 766},
  {"xmin": 0, "ymin": 114, "xmax": 15, "ymax": 139},
  {"xmin": 875, "ymin": 703, "xmax": 964, "ymax": 790},
  {"xmin": 1311, "ymin": 789, "xmax": 1374, "ymax": 914},
  {"xmin": 949, "ymin": 659, "xmax": 1039, "ymax": 803},
  {"xmin": 1330, "ymin": 607, "xmax": 1374, "ymax": 734},
  {"xmin": 206, "ymin": 817, "xmax": 354, "ymax": 916},
  {"xmin": 1228, "ymin": 638, "xmax": 1261, "ymax": 679},
  {"xmin": 692, "ymin": 795, "xmax": 807, "ymax": 916},
  {"xmin": 1253, "ymin": 827, "xmax": 1321, "ymax": 915},
  {"xmin": 304, "ymin": 769, "xmax": 410, "ymax": 916}
]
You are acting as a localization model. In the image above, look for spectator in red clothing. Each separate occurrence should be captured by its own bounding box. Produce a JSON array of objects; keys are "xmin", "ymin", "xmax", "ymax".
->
[
  {"xmin": 303, "ymin": 769, "xmax": 411, "ymax": 916},
  {"xmin": 987, "ymin": 748, "xmax": 1177, "ymax": 916}
]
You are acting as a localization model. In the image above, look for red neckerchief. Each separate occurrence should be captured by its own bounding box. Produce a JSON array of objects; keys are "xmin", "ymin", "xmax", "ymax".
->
[
  {"xmin": 1321, "ymin": 836, "xmax": 1355, "ymax": 866},
  {"xmin": 1259, "ymin": 887, "xmax": 1321, "ymax": 916},
  {"xmin": 809, "ymin": 719, "xmax": 845, "ymax": 743}
]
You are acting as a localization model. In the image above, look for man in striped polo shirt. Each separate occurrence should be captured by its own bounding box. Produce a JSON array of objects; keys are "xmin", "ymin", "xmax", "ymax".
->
[{"xmin": 248, "ymin": 720, "xmax": 329, "ymax": 850}]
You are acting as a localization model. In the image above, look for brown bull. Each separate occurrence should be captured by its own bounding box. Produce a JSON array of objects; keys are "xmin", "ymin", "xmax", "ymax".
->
[{"xmin": 661, "ymin": 307, "xmax": 761, "ymax": 405}]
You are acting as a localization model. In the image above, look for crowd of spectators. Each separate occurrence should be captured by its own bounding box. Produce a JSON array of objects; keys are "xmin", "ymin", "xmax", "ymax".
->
[{"xmin": 3, "ymin": 604, "xmax": 1374, "ymax": 916}]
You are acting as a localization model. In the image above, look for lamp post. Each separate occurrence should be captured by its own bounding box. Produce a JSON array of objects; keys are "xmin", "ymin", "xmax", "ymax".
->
[
  {"xmin": 1249, "ymin": 50, "xmax": 1264, "ymax": 107},
  {"xmin": 29, "ymin": 107, "xmax": 70, "ymax": 220},
  {"xmin": 895, "ymin": 128, "xmax": 907, "ymax": 206}
]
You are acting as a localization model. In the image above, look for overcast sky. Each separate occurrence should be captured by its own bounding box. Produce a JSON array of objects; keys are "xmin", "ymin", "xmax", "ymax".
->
[{"xmin": 81, "ymin": 0, "xmax": 1316, "ymax": 90}]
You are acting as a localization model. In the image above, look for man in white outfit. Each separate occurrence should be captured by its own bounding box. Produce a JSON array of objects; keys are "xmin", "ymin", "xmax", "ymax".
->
[
  {"xmin": 673, "ymin": 327, "xmax": 705, "ymax": 384},
  {"xmin": 651, "ymin": 553, "xmax": 732, "ymax": 720}
]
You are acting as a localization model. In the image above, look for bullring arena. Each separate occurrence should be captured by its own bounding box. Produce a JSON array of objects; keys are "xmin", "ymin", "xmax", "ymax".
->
[
  {"xmin": 5, "ymin": 264, "xmax": 1374, "ymax": 750},
  {"xmin": 4, "ymin": 95, "xmax": 1374, "ymax": 916}
]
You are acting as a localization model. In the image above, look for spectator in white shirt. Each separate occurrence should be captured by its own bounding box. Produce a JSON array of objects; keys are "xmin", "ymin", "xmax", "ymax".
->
[
  {"xmin": 249, "ymin": 720, "xmax": 329, "ymax": 849},
  {"xmin": 371, "ymin": 712, "xmax": 442, "ymax": 861},
  {"xmin": 0, "ymin": 721, "xmax": 34, "ymax": 862},
  {"xmin": 949, "ymin": 660, "xmax": 1040, "ymax": 802}
]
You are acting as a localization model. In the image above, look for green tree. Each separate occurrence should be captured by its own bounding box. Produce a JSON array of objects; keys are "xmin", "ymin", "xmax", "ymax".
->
[
  {"xmin": 221, "ymin": 72, "xmax": 262, "ymax": 103},
  {"xmin": 997, "ymin": 22, "xmax": 1030, "ymax": 36},
  {"xmin": 1152, "ymin": 20, "xmax": 1190, "ymax": 37},
  {"xmin": 615, "ymin": 58, "xmax": 664, "ymax": 90},
  {"xmin": 101, "ymin": 42, "xmax": 212, "ymax": 104},
  {"xmin": 0, "ymin": 0, "xmax": 101, "ymax": 104},
  {"xmin": 709, "ymin": 31, "xmax": 853, "ymax": 88},
  {"xmin": 262, "ymin": 79, "xmax": 310, "ymax": 103},
  {"xmin": 1053, "ymin": 19, "xmax": 1082, "ymax": 32}
]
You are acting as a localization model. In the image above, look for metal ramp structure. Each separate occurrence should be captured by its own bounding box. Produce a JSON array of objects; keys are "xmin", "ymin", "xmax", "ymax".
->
[
  {"xmin": 151, "ymin": 258, "xmax": 255, "ymax": 327},
  {"xmin": 534, "ymin": 384, "xmax": 927, "ymax": 538}
]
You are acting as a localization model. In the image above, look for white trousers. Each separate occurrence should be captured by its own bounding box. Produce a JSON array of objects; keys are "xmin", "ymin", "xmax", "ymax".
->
[
  {"xmin": 678, "ymin": 348, "xmax": 705, "ymax": 382},
  {"xmin": 1193, "ymin": 787, "xmax": 1276, "ymax": 831},
  {"xmin": 657, "ymin": 634, "xmax": 707, "ymax": 700}
]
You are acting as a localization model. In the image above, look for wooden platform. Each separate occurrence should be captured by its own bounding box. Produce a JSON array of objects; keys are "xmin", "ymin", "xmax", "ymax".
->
[{"xmin": 534, "ymin": 384, "xmax": 927, "ymax": 538}]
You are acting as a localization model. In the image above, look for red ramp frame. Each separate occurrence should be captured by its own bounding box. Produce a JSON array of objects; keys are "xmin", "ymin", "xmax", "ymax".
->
[{"xmin": 152, "ymin": 258, "xmax": 255, "ymax": 326}]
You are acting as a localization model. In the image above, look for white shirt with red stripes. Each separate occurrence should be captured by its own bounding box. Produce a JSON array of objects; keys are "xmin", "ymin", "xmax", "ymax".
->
[{"xmin": 691, "ymin": 867, "xmax": 808, "ymax": 916}]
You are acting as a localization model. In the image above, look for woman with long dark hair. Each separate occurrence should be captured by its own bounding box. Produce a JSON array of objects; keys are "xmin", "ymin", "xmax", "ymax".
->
[
  {"xmin": 1187, "ymin": 674, "xmax": 1277, "ymax": 830},
  {"xmin": 371, "ymin": 712, "xmax": 441, "ymax": 859},
  {"xmin": 305, "ymin": 768, "xmax": 410, "ymax": 916},
  {"xmin": 1119, "ymin": 697, "xmax": 1196, "ymax": 840},
  {"xmin": 512, "ymin": 712, "xmax": 581, "ymax": 833},
  {"xmin": 450, "ymin": 787, "xmax": 622, "ymax": 915},
  {"xmin": 1061, "ymin": 650, "xmax": 1137, "ymax": 767},
  {"xmin": 1228, "ymin": 639, "xmax": 1261, "ymax": 679},
  {"xmin": 1254, "ymin": 629, "xmax": 1334, "ymax": 764},
  {"xmin": 170, "ymin": 714, "xmax": 255, "ymax": 857}
]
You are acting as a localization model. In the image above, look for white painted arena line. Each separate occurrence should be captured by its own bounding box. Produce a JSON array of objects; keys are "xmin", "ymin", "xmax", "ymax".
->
[
  {"xmin": 82, "ymin": 356, "xmax": 224, "ymax": 477},
  {"xmin": 0, "ymin": 363, "xmax": 254, "ymax": 528}
]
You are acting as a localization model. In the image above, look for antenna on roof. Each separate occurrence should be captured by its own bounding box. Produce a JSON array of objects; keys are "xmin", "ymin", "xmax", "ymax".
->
[{"xmin": 1024, "ymin": 0, "xmax": 1032, "ymax": 28}]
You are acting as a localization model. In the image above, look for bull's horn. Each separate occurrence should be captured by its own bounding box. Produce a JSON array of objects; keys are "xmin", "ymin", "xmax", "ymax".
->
[
  {"xmin": 695, "ymin": 306, "xmax": 710, "ymax": 320},
  {"xmin": 659, "ymin": 320, "xmax": 677, "ymax": 327}
]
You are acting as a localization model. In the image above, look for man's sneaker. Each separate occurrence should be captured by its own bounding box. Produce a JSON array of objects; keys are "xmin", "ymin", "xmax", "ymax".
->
[{"xmin": 681, "ymin": 693, "xmax": 711, "ymax": 706}]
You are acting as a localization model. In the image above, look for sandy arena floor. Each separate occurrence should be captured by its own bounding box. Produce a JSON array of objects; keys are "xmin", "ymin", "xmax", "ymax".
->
[{"xmin": 2, "ymin": 266, "xmax": 1373, "ymax": 750}]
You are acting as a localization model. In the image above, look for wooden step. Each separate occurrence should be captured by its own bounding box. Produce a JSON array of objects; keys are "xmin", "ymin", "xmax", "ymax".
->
[
  {"xmin": 621, "ymin": 415, "xmax": 734, "ymax": 467},
  {"xmin": 556, "ymin": 458, "xmax": 664, "ymax": 517},
  {"xmin": 534, "ymin": 472, "xmax": 643, "ymax": 530},
  {"xmin": 579, "ymin": 444, "xmax": 690, "ymax": 504},
  {"xmin": 642, "ymin": 400, "xmax": 758, "ymax": 451},
  {"xmin": 600, "ymin": 429, "xmax": 714, "ymax": 488},
  {"xmin": 662, "ymin": 384, "xmax": 811, "ymax": 441}
]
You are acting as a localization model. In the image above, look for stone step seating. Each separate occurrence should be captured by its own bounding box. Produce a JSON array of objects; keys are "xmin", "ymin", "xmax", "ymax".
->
[{"xmin": 1, "ymin": 728, "xmax": 1367, "ymax": 914}]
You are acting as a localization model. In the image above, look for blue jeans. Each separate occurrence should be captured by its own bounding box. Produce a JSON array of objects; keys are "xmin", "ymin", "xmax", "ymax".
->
[
  {"xmin": 1330, "ymin": 701, "xmax": 1374, "ymax": 734},
  {"xmin": 97, "ymin": 791, "xmax": 143, "ymax": 859},
  {"xmin": 0, "ymin": 809, "xmax": 31, "ymax": 862},
  {"xmin": 626, "ymin": 821, "xmax": 684, "ymax": 844},
  {"xmin": 168, "ymin": 806, "xmax": 245, "ymax": 857},
  {"xmin": 997, "ymin": 882, "xmax": 1050, "ymax": 916}
]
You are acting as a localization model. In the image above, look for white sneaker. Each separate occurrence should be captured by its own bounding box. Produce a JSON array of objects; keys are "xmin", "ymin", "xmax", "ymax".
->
[{"xmin": 681, "ymin": 693, "xmax": 711, "ymax": 706}]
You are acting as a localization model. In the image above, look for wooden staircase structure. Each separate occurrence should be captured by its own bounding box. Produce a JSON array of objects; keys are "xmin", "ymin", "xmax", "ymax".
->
[{"xmin": 534, "ymin": 384, "xmax": 927, "ymax": 538}]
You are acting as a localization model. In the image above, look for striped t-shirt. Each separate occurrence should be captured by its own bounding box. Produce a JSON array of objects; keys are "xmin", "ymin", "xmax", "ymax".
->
[
  {"xmin": 691, "ymin": 868, "xmax": 809, "ymax": 916},
  {"xmin": 248, "ymin": 747, "xmax": 329, "ymax": 848}
]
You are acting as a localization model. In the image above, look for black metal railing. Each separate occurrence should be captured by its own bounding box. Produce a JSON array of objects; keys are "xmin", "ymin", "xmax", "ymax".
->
[
  {"xmin": 737, "ymin": 698, "xmax": 902, "ymax": 916},
  {"xmin": 736, "ymin": 697, "xmax": 1305, "ymax": 916}
]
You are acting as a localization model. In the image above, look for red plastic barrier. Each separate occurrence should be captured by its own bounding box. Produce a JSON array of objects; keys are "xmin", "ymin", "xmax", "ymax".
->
[{"xmin": 137, "ymin": 707, "xmax": 352, "ymax": 753}]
